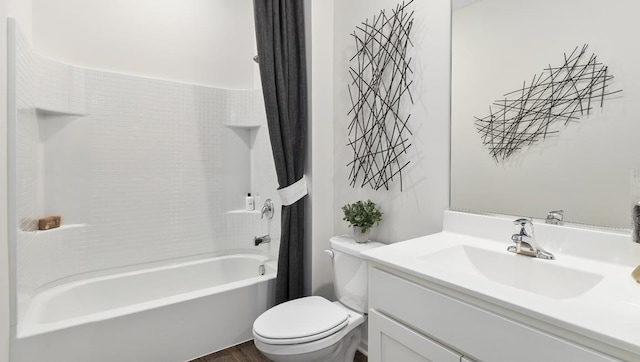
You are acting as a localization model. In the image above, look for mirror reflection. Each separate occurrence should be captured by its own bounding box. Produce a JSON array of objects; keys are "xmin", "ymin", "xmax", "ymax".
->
[{"xmin": 451, "ymin": 0, "xmax": 640, "ymax": 229}]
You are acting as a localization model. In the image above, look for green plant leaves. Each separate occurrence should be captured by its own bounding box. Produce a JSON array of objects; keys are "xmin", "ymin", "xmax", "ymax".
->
[{"xmin": 341, "ymin": 199, "xmax": 382, "ymax": 233}]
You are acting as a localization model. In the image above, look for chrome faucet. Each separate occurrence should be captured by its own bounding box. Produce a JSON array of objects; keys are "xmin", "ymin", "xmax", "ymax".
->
[
  {"xmin": 254, "ymin": 235, "xmax": 271, "ymax": 246},
  {"xmin": 507, "ymin": 218, "xmax": 555, "ymax": 260},
  {"xmin": 261, "ymin": 199, "xmax": 274, "ymax": 220},
  {"xmin": 545, "ymin": 210, "xmax": 564, "ymax": 225}
]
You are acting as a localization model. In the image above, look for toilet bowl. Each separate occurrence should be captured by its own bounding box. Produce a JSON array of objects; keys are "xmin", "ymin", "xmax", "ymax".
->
[
  {"xmin": 252, "ymin": 236, "xmax": 384, "ymax": 362},
  {"xmin": 253, "ymin": 296, "xmax": 364, "ymax": 362}
]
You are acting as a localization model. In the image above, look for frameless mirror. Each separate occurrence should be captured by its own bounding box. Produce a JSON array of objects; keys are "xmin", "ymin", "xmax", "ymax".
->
[{"xmin": 451, "ymin": 0, "xmax": 640, "ymax": 229}]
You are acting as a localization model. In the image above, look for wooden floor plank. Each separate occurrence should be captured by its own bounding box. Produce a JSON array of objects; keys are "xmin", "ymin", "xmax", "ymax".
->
[
  {"xmin": 190, "ymin": 342, "xmax": 267, "ymax": 362},
  {"xmin": 354, "ymin": 351, "xmax": 368, "ymax": 362},
  {"xmin": 191, "ymin": 340, "xmax": 368, "ymax": 362},
  {"xmin": 238, "ymin": 341, "xmax": 270, "ymax": 362}
]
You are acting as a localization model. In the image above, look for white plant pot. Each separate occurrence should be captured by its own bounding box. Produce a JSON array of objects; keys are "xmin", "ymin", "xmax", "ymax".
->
[{"xmin": 353, "ymin": 226, "xmax": 371, "ymax": 243}]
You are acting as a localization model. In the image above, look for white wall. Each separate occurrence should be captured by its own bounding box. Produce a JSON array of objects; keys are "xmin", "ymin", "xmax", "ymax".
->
[
  {"xmin": 32, "ymin": 0, "xmax": 257, "ymax": 89},
  {"xmin": 1, "ymin": 1, "xmax": 10, "ymax": 360},
  {"xmin": 308, "ymin": 0, "xmax": 335, "ymax": 297},
  {"xmin": 6, "ymin": 0, "xmax": 29, "ymax": 43},
  {"xmin": 332, "ymin": 0, "xmax": 451, "ymax": 244},
  {"xmin": 451, "ymin": 0, "xmax": 640, "ymax": 228}
]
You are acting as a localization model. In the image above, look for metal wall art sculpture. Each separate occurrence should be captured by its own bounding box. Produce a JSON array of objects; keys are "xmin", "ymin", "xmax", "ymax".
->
[
  {"xmin": 474, "ymin": 44, "xmax": 622, "ymax": 162},
  {"xmin": 347, "ymin": 1, "xmax": 414, "ymax": 191}
]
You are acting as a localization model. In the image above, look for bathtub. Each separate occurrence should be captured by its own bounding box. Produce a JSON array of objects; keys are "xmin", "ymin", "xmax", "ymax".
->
[{"xmin": 12, "ymin": 253, "xmax": 277, "ymax": 362}]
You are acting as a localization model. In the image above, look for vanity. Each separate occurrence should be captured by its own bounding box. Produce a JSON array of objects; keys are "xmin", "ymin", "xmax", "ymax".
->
[{"xmin": 362, "ymin": 211, "xmax": 640, "ymax": 362}]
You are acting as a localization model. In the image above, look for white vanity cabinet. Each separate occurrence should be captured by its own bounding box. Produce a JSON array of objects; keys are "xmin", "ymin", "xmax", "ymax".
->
[
  {"xmin": 368, "ymin": 266, "xmax": 620, "ymax": 362},
  {"xmin": 369, "ymin": 309, "xmax": 463, "ymax": 362}
]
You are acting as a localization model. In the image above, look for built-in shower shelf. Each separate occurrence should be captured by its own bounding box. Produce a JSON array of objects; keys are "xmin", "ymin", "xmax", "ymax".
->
[
  {"xmin": 34, "ymin": 223, "xmax": 87, "ymax": 236},
  {"xmin": 223, "ymin": 124, "xmax": 261, "ymax": 130},
  {"xmin": 224, "ymin": 124, "xmax": 262, "ymax": 149},
  {"xmin": 35, "ymin": 107, "xmax": 87, "ymax": 117},
  {"xmin": 225, "ymin": 210, "xmax": 261, "ymax": 215}
]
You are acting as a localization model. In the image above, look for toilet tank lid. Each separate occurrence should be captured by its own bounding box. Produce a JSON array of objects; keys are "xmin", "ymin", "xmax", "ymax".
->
[{"xmin": 330, "ymin": 235, "xmax": 386, "ymax": 257}]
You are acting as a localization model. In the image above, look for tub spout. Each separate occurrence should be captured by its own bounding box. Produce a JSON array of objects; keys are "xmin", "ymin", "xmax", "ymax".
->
[{"xmin": 254, "ymin": 235, "xmax": 271, "ymax": 246}]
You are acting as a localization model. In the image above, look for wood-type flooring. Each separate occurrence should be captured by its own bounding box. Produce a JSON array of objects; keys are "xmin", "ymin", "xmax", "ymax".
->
[{"xmin": 191, "ymin": 340, "xmax": 367, "ymax": 362}]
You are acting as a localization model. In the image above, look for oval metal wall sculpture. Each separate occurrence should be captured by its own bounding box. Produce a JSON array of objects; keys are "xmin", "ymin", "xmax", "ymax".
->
[
  {"xmin": 347, "ymin": 1, "xmax": 414, "ymax": 191},
  {"xmin": 474, "ymin": 44, "xmax": 622, "ymax": 163}
]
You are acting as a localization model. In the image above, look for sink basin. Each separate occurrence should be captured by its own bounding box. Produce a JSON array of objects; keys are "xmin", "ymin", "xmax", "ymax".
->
[{"xmin": 420, "ymin": 245, "xmax": 603, "ymax": 299}]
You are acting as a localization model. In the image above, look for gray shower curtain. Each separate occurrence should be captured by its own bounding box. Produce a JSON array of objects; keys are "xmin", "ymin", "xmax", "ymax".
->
[{"xmin": 253, "ymin": 0, "xmax": 307, "ymax": 304}]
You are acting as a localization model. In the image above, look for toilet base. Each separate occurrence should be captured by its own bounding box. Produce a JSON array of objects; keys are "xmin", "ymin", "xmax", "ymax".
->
[{"xmin": 255, "ymin": 327, "xmax": 362, "ymax": 362}]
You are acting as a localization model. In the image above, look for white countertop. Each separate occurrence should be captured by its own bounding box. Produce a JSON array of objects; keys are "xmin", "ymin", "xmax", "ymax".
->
[{"xmin": 362, "ymin": 210, "xmax": 640, "ymax": 358}]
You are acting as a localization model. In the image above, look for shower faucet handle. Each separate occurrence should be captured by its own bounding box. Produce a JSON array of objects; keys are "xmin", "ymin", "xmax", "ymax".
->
[{"xmin": 261, "ymin": 199, "xmax": 274, "ymax": 219}]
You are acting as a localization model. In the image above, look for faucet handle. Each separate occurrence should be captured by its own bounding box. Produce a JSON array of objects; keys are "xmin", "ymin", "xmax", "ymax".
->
[
  {"xmin": 513, "ymin": 218, "xmax": 533, "ymax": 236},
  {"xmin": 261, "ymin": 198, "xmax": 274, "ymax": 220},
  {"xmin": 545, "ymin": 210, "xmax": 564, "ymax": 225},
  {"xmin": 513, "ymin": 218, "xmax": 532, "ymax": 226}
]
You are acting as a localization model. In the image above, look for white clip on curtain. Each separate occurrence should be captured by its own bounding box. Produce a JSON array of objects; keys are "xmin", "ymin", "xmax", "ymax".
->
[{"xmin": 277, "ymin": 175, "xmax": 308, "ymax": 206}]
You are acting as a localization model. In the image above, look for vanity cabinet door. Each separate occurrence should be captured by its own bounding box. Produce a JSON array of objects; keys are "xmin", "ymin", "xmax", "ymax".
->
[
  {"xmin": 368, "ymin": 309, "xmax": 461, "ymax": 362},
  {"xmin": 369, "ymin": 267, "xmax": 622, "ymax": 362}
]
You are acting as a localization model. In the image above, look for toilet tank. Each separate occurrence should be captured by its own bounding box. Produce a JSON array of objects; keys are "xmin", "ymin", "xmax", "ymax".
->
[{"xmin": 329, "ymin": 236, "xmax": 385, "ymax": 313}]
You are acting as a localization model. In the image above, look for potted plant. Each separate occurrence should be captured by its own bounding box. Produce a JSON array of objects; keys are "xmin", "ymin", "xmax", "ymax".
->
[{"xmin": 342, "ymin": 199, "xmax": 383, "ymax": 243}]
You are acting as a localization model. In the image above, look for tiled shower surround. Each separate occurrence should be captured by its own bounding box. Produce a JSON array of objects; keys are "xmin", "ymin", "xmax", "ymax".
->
[{"xmin": 11, "ymin": 22, "xmax": 278, "ymax": 323}]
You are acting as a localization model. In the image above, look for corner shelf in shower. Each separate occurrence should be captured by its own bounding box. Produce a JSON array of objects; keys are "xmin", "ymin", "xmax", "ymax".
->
[
  {"xmin": 225, "ymin": 210, "xmax": 261, "ymax": 215},
  {"xmin": 223, "ymin": 124, "xmax": 261, "ymax": 130},
  {"xmin": 35, "ymin": 107, "xmax": 87, "ymax": 117},
  {"xmin": 224, "ymin": 122, "xmax": 263, "ymax": 149},
  {"xmin": 33, "ymin": 223, "xmax": 87, "ymax": 236}
]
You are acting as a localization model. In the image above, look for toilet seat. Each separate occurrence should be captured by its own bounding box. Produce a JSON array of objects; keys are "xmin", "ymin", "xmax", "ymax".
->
[
  {"xmin": 253, "ymin": 300, "xmax": 365, "ymax": 360},
  {"xmin": 253, "ymin": 296, "xmax": 350, "ymax": 345}
]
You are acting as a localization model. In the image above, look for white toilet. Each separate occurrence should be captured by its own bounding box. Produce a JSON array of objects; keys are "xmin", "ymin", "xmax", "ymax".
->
[{"xmin": 253, "ymin": 236, "xmax": 384, "ymax": 362}]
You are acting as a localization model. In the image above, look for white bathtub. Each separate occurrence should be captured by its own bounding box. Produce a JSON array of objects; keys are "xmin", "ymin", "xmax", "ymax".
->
[{"xmin": 13, "ymin": 253, "xmax": 277, "ymax": 362}]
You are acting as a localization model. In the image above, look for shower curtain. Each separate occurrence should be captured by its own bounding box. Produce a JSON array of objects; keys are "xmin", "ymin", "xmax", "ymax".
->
[{"xmin": 253, "ymin": 0, "xmax": 307, "ymax": 304}]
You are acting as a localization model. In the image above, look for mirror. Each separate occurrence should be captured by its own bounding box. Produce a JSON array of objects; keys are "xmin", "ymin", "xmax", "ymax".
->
[{"xmin": 451, "ymin": 0, "xmax": 640, "ymax": 229}]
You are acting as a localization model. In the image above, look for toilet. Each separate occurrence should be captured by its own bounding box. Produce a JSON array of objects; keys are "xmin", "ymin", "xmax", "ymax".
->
[{"xmin": 252, "ymin": 236, "xmax": 384, "ymax": 362}]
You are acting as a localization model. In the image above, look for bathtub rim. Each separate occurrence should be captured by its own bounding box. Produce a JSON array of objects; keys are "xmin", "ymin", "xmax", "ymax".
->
[
  {"xmin": 17, "ymin": 251, "xmax": 277, "ymax": 338},
  {"xmin": 30, "ymin": 248, "xmax": 274, "ymax": 292}
]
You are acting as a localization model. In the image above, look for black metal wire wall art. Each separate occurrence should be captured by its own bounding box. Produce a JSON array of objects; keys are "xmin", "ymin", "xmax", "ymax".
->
[
  {"xmin": 474, "ymin": 45, "xmax": 622, "ymax": 162},
  {"xmin": 347, "ymin": 1, "xmax": 414, "ymax": 191}
]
